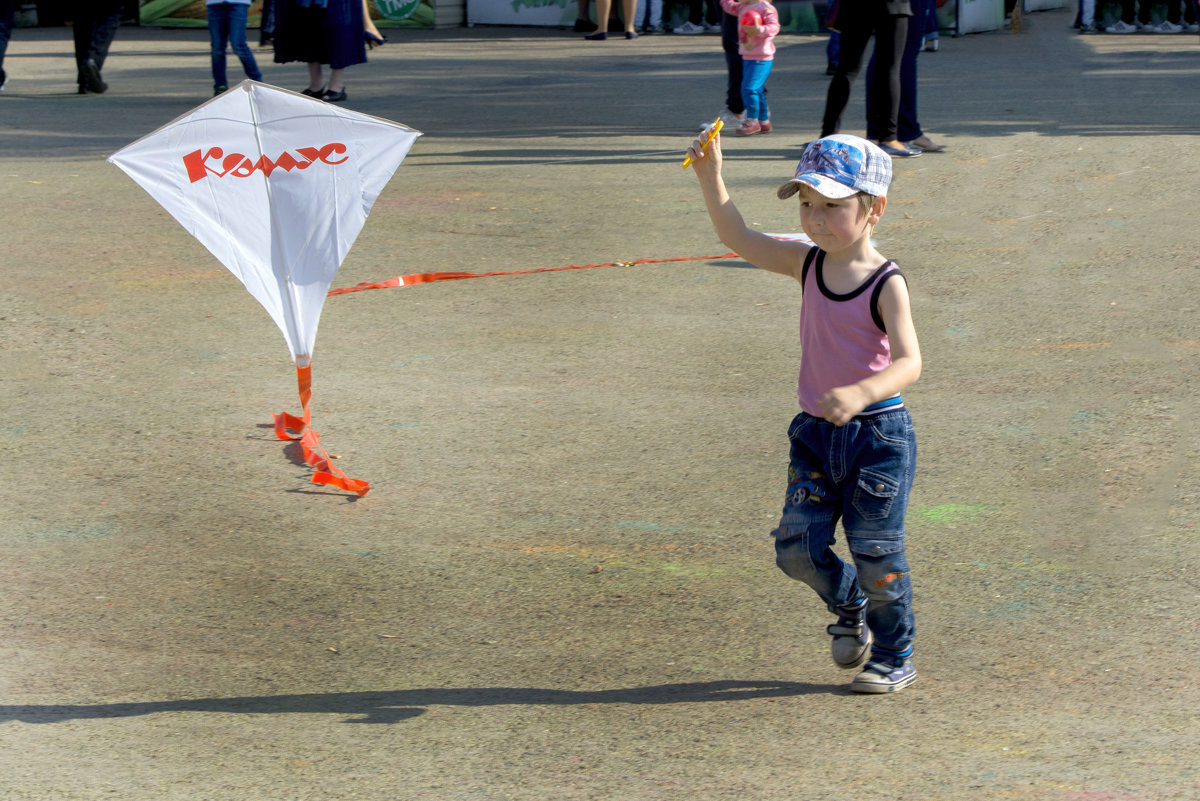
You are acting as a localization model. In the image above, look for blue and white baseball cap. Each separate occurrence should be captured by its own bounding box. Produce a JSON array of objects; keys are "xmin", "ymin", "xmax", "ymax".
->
[{"xmin": 777, "ymin": 135, "xmax": 892, "ymax": 200}]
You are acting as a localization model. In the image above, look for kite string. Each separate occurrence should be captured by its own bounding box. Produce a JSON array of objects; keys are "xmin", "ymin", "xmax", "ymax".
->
[{"xmin": 326, "ymin": 252, "xmax": 739, "ymax": 296}]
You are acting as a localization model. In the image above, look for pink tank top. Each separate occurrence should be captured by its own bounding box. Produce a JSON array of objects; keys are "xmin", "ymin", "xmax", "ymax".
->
[{"xmin": 797, "ymin": 247, "xmax": 903, "ymax": 417}]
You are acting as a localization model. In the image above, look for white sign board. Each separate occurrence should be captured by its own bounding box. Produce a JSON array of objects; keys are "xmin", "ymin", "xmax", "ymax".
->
[
  {"xmin": 467, "ymin": 0, "xmax": 574, "ymax": 27},
  {"xmin": 956, "ymin": 0, "xmax": 1006, "ymax": 33}
]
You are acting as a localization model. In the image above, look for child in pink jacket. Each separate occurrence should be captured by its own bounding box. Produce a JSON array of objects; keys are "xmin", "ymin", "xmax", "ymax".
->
[{"xmin": 721, "ymin": 0, "xmax": 780, "ymax": 135}]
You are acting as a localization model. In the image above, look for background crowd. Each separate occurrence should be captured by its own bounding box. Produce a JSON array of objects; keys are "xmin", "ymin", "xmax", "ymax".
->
[{"xmin": 2, "ymin": 0, "xmax": 1197, "ymax": 104}]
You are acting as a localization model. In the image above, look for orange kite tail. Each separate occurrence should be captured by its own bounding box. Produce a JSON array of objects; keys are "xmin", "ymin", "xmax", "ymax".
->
[{"xmin": 273, "ymin": 363, "xmax": 370, "ymax": 496}]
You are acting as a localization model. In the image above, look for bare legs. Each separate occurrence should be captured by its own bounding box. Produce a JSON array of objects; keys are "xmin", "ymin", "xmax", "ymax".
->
[
  {"xmin": 592, "ymin": 0, "xmax": 637, "ymax": 34},
  {"xmin": 306, "ymin": 63, "xmax": 345, "ymax": 93}
]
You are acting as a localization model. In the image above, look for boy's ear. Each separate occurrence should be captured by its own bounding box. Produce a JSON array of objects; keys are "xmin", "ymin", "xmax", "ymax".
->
[{"xmin": 868, "ymin": 195, "xmax": 887, "ymax": 225}]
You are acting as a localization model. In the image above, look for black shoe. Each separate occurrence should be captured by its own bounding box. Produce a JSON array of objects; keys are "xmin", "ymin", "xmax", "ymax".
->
[
  {"xmin": 828, "ymin": 599, "xmax": 872, "ymax": 669},
  {"xmin": 82, "ymin": 58, "xmax": 107, "ymax": 94},
  {"xmin": 573, "ymin": 17, "xmax": 598, "ymax": 32},
  {"xmin": 259, "ymin": 33, "xmax": 274, "ymax": 47},
  {"xmin": 322, "ymin": 88, "xmax": 347, "ymax": 102},
  {"xmin": 301, "ymin": 86, "xmax": 326, "ymax": 97}
]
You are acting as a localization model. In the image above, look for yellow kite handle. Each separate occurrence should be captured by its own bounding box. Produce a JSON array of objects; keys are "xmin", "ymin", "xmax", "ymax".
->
[{"xmin": 682, "ymin": 118, "xmax": 724, "ymax": 169}]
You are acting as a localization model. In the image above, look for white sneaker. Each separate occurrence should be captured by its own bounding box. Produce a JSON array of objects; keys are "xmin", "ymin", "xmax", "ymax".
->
[
  {"xmin": 1148, "ymin": 20, "xmax": 1183, "ymax": 32},
  {"xmin": 1106, "ymin": 20, "xmax": 1137, "ymax": 33},
  {"xmin": 673, "ymin": 21, "xmax": 705, "ymax": 34},
  {"xmin": 851, "ymin": 656, "xmax": 917, "ymax": 694},
  {"xmin": 1186, "ymin": 22, "xmax": 1200, "ymax": 31},
  {"xmin": 699, "ymin": 110, "xmax": 745, "ymax": 130}
]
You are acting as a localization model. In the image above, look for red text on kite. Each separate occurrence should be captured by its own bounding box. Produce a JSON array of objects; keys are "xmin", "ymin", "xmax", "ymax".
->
[{"xmin": 183, "ymin": 144, "xmax": 349, "ymax": 183}]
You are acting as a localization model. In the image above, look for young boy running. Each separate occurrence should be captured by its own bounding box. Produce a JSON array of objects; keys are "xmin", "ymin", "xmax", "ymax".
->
[{"xmin": 686, "ymin": 133, "xmax": 922, "ymax": 693}]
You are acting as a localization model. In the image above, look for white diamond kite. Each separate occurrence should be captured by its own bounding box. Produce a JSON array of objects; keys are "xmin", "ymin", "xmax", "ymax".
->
[{"xmin": 108, "ymin": 80, "xmax": 422, "ymax": 496}]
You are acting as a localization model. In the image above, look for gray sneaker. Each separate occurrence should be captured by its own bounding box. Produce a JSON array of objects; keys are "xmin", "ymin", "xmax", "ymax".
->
[
  {"xmin": 851, "ymin": 655, "xmax": 916, "ymax": 693},
  {"xmin": 1147, "ymin": 20, "xmax": 1183, "ymax": 33},
  {"xmin": 828, "ymin": 599, "xmax": 871, "ymax": 669}
]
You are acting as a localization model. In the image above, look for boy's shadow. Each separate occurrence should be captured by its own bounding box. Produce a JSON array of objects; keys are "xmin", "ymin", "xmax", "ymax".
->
[{"xmin": 2, "ymin": 680, "xmax": 837, "ymax": 725}]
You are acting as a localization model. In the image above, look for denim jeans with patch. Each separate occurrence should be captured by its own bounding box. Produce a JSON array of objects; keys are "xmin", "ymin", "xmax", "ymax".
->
[{"xmin": 772, "ymin": 408, "xmax": 917, "ymax": 657}]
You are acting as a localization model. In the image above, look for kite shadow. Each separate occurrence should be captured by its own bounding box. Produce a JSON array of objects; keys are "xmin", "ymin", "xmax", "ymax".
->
[
  {"xmin": 281, "ymin": 439, "xmax": 310, "ymax": 468},
  {"xmin": 0, "ymin": 680, "xmax": 835, "ymax": 725},
  {"xmin": 242, "ymin": 424, "xmax": 363, "ymax": 499},
  {"xmin": 250, "ymin": 424, "xmax": 317, "ymax": 470}
]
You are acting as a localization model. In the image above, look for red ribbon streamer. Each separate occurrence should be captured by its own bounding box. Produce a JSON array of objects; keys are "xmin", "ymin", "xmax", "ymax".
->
[
  {"xmin": 273, "ymin": 364, "xmax": 370, "ymax": 497},
  {"xmin": 326, "ymin": 253, "xmax": 738, "ymax": 296},
  {"xmin": 267, "ymin": 253, "xmax": 739, "ymax": 496}
]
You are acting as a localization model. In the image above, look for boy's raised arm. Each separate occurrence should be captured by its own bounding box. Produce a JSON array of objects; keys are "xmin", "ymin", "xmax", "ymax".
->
[{"xmin": 688, "ymin": 133, "xmax": 806, "ymax": 279}]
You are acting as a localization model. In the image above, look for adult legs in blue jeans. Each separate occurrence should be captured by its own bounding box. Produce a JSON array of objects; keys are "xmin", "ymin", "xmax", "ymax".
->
[{"xmin": 209, "ymin": 3, "xmax": 262, "ymax": 93}]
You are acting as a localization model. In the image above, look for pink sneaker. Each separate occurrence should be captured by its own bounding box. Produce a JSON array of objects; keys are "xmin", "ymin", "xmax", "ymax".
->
[
  {"xmin": 737, "ymin": 119, "xmax": 762, "ymax": 136},
  {"xmin": 759, "ymin": 120, "xmax": 773, "ymax": 134}
]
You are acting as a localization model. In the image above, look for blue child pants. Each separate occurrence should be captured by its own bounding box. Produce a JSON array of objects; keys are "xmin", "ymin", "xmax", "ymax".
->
[
  {"xmin": 208, "ymin": 2, "xmax": 262, "ymax": 91},
  {"xmin": 741, "ymin": 58, "xmax": 772, "ymax": 122},
  {"xmin": 772, "ymin": 408, "xmax": 917, "ymax": 658}
]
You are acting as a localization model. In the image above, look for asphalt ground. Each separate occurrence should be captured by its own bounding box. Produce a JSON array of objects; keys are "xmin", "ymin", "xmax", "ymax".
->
[{"xmin": 2, "ymin": 12, "xmax": 1200, "ymax": 801}]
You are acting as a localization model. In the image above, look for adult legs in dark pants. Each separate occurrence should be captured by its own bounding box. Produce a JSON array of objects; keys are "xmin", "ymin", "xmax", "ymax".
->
[
  {"xmin": 71, "ymin": 0, "xmax": 123, "ymax": 94},
  {"xmin": 721, "ymin": 9, "xmax": 745, "ymax": 119},
  {"xmin": 820, "ymin": 1, "xmax": 917, "ymax": 157},
  {"xmin": 866, "ymin": 0, "xmax": 944, "ymax": 151},
  {"xmin": 260, "ymin": 0, "xmax": 276, "ymax": 46},
  {"xmin": 0, "ymin": 0, "xmax": 15, "ymax": 91}
]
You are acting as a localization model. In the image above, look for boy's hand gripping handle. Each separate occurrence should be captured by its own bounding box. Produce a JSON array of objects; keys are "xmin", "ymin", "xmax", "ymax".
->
[{"xmin": 682, "ymin": 118, "xmax": 724, "ymax": 169}]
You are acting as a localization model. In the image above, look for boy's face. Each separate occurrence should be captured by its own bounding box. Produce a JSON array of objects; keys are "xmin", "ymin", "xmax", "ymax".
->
[{"xmin": 795, "ymin": 184, "xmax": 882, "ymax": 253}]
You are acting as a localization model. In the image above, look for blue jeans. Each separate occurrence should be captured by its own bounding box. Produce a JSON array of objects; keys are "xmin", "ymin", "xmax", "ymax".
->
[
  {"xmin": 208, "ymin": 2, "xmax": 262, "ymax": 90},
  {"xmin": 741, "ymin": 58, "xmax": 772, "ymax": 122},
  {"xmin": 772, "ymin": 408, "xmax": 917, "ymax": 657}
]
